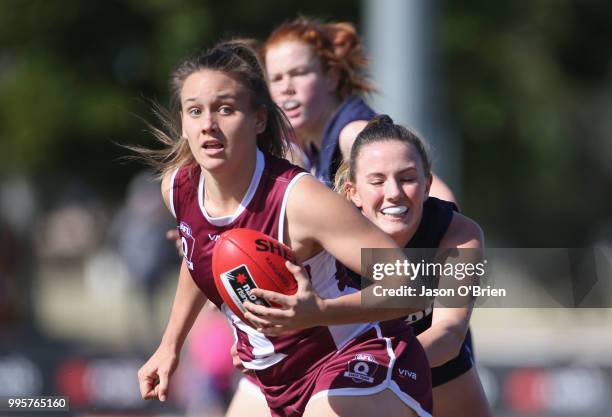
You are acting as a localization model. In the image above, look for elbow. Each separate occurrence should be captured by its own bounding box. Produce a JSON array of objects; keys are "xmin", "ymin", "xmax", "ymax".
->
[
  {"xmin": 440, "ymin": 327, "xmax": 468, "ymax": 365},
  {"xmin": 447, "ymin": 332, "xmax": 465, "ymax": 361},
  {"xmin": 425, "ymin": 325, "xmax": 468, "ymax": 367}
]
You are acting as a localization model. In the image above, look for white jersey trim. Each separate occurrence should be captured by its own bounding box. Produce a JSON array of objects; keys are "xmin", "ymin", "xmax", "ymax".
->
[
  {"xmin": 309, "ymin": 384, "xmax": 431, "ymax": 417},
  {"xmin": 277, "ymin": 171, "xmax": 309, "ymax": 244},
  {"xmin": 169, "ymin": 167, "xmax": 179, "ymax": 218},
  {"xmin": 198, "ymin": 150, "xmax": 265, "ymax": 226},
  {"xmin": 330, "ymin": 322, "xmax": 374, "ymax": 349},
  {"xmin": 275, "ymin": 173, "xmax": 375, "ymax": 350},
  {"xmin": 241, "ymin": 354, "xmax": 288, "ymax": 370},
  {"xmin": 237, "ymin": 377, "xmax": 266, "ymax": 400},
  {"xmin": 222, "ymin": 303, "xmax": 288, "ymax": 371},
  {"xmin": 376, "ymin": 323, "xmax": 397, "ymax": 382},
  {"xmin": 387, "ymin": 380, "xmax": 433, "ymax": 417}
]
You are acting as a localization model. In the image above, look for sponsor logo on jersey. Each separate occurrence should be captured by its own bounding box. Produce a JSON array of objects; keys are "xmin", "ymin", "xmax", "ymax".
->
[
  {"xmin": 222, "ymin": 265, "xmax": 271, "ymax": 307},
  {"xmin": 398, "ymin": 368, "xmax": 418, "ymax": 380},
  {"xmin": 344, "ymin": 353, "xmax": 378, "ymax": 383}
]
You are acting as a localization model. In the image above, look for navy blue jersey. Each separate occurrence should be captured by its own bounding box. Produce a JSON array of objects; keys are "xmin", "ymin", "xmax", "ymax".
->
[
  {"xmin": 348, "ymin": 197, "xmax": 456, "ymax": 286},
  {"xmin": 350, "ymin": 197, "xmax": 474, "ymax": 386},
  {"xmin": 315, "ymin": 96, "xmax": 376, "ymax": 187},
  {"xmin": 407, "ymin": 197, "xmax": 457, "ymax": 249},
  {"xmin": 406, "ymin": 197, "xmax": 475, "ymax": 387}
]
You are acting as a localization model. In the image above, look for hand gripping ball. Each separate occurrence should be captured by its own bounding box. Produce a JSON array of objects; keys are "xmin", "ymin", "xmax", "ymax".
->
[{"xmin": 212, "ymin": 228, "xmax": 298, "ymax": 326}]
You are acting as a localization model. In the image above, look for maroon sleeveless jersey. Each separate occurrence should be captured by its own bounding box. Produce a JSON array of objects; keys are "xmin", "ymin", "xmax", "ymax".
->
[
  {"xmin": 170, "ymin": 150, "xmax": 374, "ymax": 373},
  {"xmin": 170, "ymin": 150, "xmax": 303, "ymax": 307}
]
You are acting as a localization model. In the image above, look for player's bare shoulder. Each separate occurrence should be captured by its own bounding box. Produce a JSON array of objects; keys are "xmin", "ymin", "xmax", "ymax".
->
[
  {"xmin": 440, "ymin": 212, "xmax": 484, "ymax": 249},
  {"xmin": 161, "ymin": 169, "xmax": 175, "ymax": 214},
  {"xmin": 283, "ymin": 173, "xmax": 380, "ymax": 260},
  {"xmin": 285, "ymin": 174, "xmax": 350, "ymax": 228}
]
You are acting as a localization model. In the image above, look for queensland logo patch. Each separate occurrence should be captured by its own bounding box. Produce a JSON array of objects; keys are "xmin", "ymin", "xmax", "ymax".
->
[
  {"xmin": 221, "ymin": 265, "xmax": 271, "ymax": 308},
  {"xmin": 179, "ymin": 221, "xmax": 196, "ymax": 270},
  {"xmin": 344, "ymin": 353, "xmax": 378, "ymax": 383}
]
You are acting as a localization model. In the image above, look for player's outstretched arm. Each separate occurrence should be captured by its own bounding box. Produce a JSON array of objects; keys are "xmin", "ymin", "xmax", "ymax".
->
[
  {"xmin": 138, "ymin": 260, "xmax": 207, "ymax": 401},
  {"xmin": 417, "ymin": 212, "xmax": 484, "ymax": 366},
  {"xmin": 138, "ymin": 173, "xmax": 208, "ymax": 401},
  {"xmin": 244, "ymin": 175, "xmax": 430, "ymax": 333}
]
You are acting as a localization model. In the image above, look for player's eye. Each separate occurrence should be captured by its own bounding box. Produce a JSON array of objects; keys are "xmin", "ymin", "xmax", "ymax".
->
[
  {"xmin": 291, "ymin": 68, "xmax": 309, "ymax": 77},
  {"xmin": 218, "ymin": 105, "xmax": 234, "ymax": 115},
  {"xmin": 188, "ymin": 107, "xmax": 201, "ymax": 117}
]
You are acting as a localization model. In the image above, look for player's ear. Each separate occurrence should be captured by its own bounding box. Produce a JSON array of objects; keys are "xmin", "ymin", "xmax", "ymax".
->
[
  {"xmin": 425, "ymin": 174, "xmax": 433, "ymax": 198},
  {"xmin": 346, "ymin": 182, "xmax": 362, "ymax": 208}
]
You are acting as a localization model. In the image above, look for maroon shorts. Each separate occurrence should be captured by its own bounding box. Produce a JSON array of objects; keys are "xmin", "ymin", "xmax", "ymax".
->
[{"xmin": 250, "ymin": 321, "xmax": 433, "ymax": 417}]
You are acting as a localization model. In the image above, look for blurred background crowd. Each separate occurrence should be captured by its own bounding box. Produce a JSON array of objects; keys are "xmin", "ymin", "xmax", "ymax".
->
[{"xmin": 1, "ymin": 1, "xmax": 612, "ymax": 416}]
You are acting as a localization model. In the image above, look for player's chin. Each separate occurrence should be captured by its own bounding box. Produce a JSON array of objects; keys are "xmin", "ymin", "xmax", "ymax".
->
[
  {"xmin": 290, "ymin": 115, "xmax": 311, "ymax": 131},
  {"xmin": 197, "ymin": 156, "xmax": 229, "ymax": 172},
  {"xmin": 378, "ymin": 220, "xmax": 411, "ymax": 238}
]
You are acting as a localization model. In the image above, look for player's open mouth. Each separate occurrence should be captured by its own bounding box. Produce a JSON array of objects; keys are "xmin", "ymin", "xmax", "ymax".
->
[
  {"xmin": 282, "ymin": 100, "xmax": 300, "ymax": 111},
  {"xmin": 203, "ymin": 141, "xmax": 224, "ymax": 149},
  {"xmin": 381, "ymin": 206, "xmax": 408, "ymax": 217}
]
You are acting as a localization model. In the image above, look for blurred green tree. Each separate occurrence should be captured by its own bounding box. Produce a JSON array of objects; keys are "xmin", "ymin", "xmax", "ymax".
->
[
  {"xmin": 1, "ymin": 0, "xmax": 611, "ymax": 246},
  {"xmin": 0, "ymin": 0, "xmax": 358, "ymax": 199},
  {"xmin": 440, "ymin": 0, "xmax": 612, "ymax": 245}
]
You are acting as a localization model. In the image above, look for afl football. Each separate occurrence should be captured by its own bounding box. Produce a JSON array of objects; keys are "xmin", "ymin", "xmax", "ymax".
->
[{"xmin": 212, "ymin": 228, "xmax": 298, "ymax": 325}]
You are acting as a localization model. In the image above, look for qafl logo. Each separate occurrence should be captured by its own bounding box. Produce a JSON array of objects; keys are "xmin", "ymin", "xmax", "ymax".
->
[
  {"xmin": 179, "ymin": 222, "xmax": 192, "ymax": 237},
  {"xmin": 178, "ymin": 221, "xmax": 196, "ymax": 270},
  {"xmin": 343, "ymin": 353, "xmax": 378, "ymax": 384}
]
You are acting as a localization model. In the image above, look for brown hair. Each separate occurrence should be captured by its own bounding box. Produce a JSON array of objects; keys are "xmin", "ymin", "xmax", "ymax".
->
[
  {"xmin": 263, "ymin": 16, "xmax": 375, "ymax": 99},
  {"xmin": 334, "ymin": 115, "xmax": 432, "ymax": 196},
  {"xmin": 132, "ymin": 39, "xmax": 293, "ymax": 178}
]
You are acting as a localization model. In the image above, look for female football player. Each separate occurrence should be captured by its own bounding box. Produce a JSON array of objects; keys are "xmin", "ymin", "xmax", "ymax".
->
[
  {"xmin": 263, "ymin": 17, "xmax": 455, "ymax": 202},
  {"xmin": 137, "ymin": 40, "xmax": 433, "ymax": 417},
  {"xmin": 246, "ymin": 115, "xmax": 492, "ymax": 417}
]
